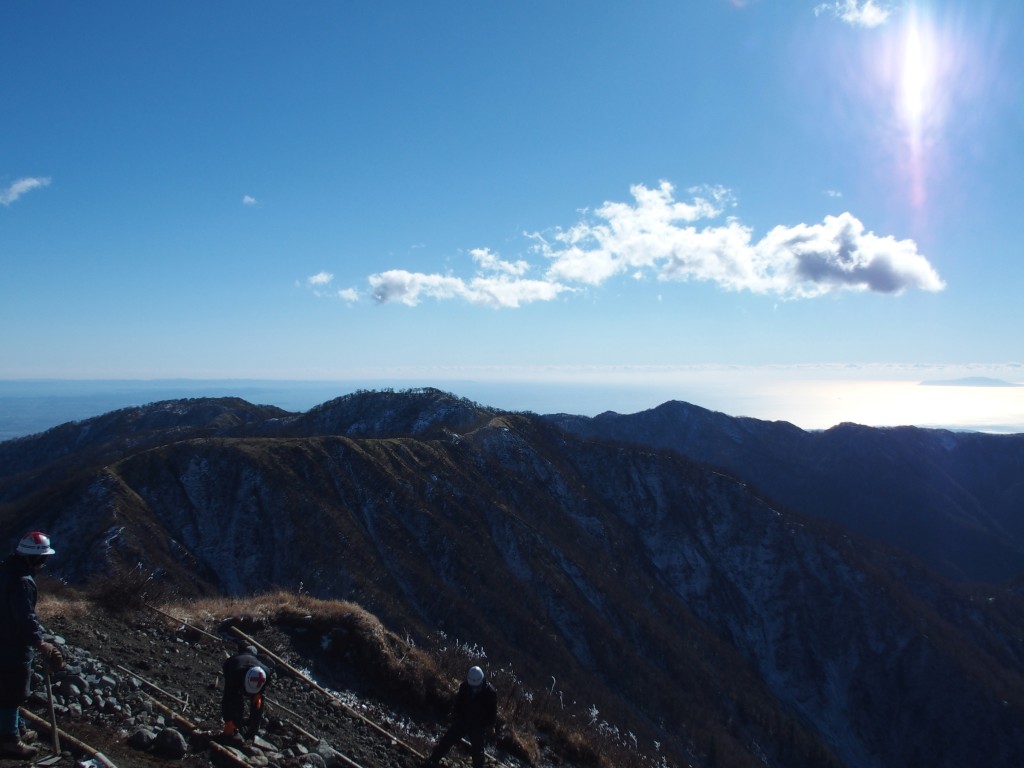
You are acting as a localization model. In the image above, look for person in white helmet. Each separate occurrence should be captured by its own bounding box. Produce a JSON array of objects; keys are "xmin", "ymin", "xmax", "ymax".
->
[
  {"xmin": 425, "ymin": 665, "xmax": 498, "ymax": 768},
  {"xmin": 0, "ymin": 532, "xmax": 64, "ymax": 760},
  {"xmin": 221, "ymin": 645, "xmax": 271, "ymax": 741}
]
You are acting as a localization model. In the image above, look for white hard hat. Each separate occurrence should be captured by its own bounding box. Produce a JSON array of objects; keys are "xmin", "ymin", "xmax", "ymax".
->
[
  {"xmin": 244, "ymin": 666, "xmax": 267, "ymax": 695},
  {"xmin": 16, "ymin": 532, "xmax": 55, "ymax": 556},
  {"xmin": 466, "ymin": 666, "xmax": 484, "ymax": 686}
]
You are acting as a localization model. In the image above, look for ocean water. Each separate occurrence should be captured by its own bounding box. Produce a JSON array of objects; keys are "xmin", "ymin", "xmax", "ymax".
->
[{"xmin": 1, "ymin": 372, "xmax": 1021, "ymax": 442}]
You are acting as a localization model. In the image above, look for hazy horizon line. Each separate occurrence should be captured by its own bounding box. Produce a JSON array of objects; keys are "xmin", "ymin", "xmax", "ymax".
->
[{"xmin": 1, "ymin": 367, "xmax": 1022, "ymax": 441}]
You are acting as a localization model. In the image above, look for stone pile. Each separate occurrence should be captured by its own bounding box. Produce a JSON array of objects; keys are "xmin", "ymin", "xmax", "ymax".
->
[{"xmin": 26, "ymin": 635, "xmax": 348, "ymax": 767}]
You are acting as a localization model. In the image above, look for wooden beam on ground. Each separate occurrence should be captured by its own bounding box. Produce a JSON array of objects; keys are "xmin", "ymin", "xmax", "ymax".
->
[
  {"xmin": 145, "ymin": 603, "xmax": 225, "ymax": 643},
  {"xmin": 145, "ymin": 681, "xmax": 370, "ymax": 768},
  {"xmin": 18, "ymin": 707, "xmax": 118, "ymax": 768},
  {"xmin": 140, "ymin": 691, "xmax": 252, "ymax": 768},
  {"xmin": 116, "ymin": 663, "xmax": 189, "ymax": 708},
  {"xmin": 228, "ymin": 625, "xmax": 427, "ymax": 760}
]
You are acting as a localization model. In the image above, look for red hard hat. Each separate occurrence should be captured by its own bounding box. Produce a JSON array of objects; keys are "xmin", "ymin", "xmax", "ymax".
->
[{"xmin": 16, "ymin": 532, "xmax": 55, "ymax": 556}]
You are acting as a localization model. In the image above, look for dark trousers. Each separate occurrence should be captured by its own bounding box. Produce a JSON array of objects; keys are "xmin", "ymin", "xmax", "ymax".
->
[
  {"xmin": 0, "ymin": 661, "xmax": 31, "ymax": 709},
  {"xmin": 222, "ymin": 692, "xmax": 245, "ymax": 726},
  {"xmin": 0, "ymin": 660, "xmax": 32, "ymax": 739},
  {"xmin": 429, "ymin": 723, "xmax": 486, "ymax": 768}
]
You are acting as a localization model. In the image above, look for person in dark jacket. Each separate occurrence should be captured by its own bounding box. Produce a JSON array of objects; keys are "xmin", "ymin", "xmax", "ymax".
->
[
  {"xmin": 425, "ymin": 665, "xmax": 498, "ymax": 768},
  {"xmin": 221, "ymin": 647, "xmax": 271, "ymax": 741},
  {"xmin": 0, "ymin": 532, "xmax": 63, "ymax": 760}
]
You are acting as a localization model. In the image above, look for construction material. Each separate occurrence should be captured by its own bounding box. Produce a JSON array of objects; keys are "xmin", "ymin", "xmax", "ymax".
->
[
  {"xmin": 145, "ymin": 603, "xmax": 223, "ymax": 642},
  {"xmin": 115, "ymin": 663, "xmax": 189, "ymax": 708},
  {"xmin": 144, "ymin": 605, "xmax": 506, "ymax": 767},
  {"xmin": 18, "ymin": 707, "xmax": 117, "ymax": 768},
  {"xmin": 228, "ymin": 625, "xmax": 427, "ymax": 760},
  {"xmin": 143, "ymin": 688, "xmax": 369, "ymax": 768},
  {"xmin": 140, "ymin": 609, "xmax": 372, "ymax": 765},
  {"xmin": 140, "ymin": 691, "xmax": 252, "ymax": 768}
]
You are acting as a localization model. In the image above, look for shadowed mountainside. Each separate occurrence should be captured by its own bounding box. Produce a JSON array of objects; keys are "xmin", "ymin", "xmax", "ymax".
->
[
  {"xmin": 546, "ymin": 400, "xmax": 1024, "ymax": 583},
  {"xmin": 2, "ymin": 388, "xmax": 1024, "ymax": 768}
]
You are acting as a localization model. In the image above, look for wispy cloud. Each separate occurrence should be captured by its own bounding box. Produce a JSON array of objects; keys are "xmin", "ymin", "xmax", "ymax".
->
[
  {"xmin": 815, "ymin": 0, "xmax": 891, "ymax": 28},
  {"xmin": 308, "ymin": 272, "xmax": 334, "ymax": 286},
  {"xmin": 369, "ymin": 268, "xmax": 569, "ymax": 308},
  {"xmin": 366, "ymin": 181, "xmax": 943, "ymax": 307},
  {"xmin": 0, "ymin": 176, "xmax": 51, "ymax": 206},
  {"xmin": 242, "ymin": 195, "xmax": 258, "ymax": 206},
  {"xmin": 305, "ymin": 271, "xmax": 335, "ymax": 298},
  {"xmin": 305, "ymin": 272, "xmax": 364, "ymax": 303},
  {"xmin": 470, "ymin": 247, "xmax": 531, "ymax": 277}
]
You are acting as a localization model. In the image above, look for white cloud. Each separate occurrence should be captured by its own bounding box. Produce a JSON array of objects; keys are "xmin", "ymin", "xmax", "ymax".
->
[
  {"xmin": 470, "ymin": 247, "xmax": 530, "ymax": 277},
  {"xmin": 304, "ymin": 272, "xmax": 361, "ymax": 301},
  {"xmin": 754, "ymin": 212, "xmax": 944, "ymax": 297},
  {"xmin": 531, "ymin": 182, "xmax": 736, "ymax": 286},
  {"xmin": 0, "ymin": 176, "xmax": 51, "ymax": 206},
  {"xmin": 242, "ymin": 195, "xmax": 258, "ymax": 206},
  {"xmin": 815, "ymin": 0, "xmax": 891, "ymax": 28},
  {"xmin": 369, "ymin": 269, "xmax": 568, "ymax": 308},
  {"xmin": 305, "ymin": 271, "xmax": 336, "ymax": 298},
  {"xmin": 535, "ymin": 182, "xmax": 943, "ymax": 299},
  {"xmin": 362, "ymin": 180, "xmax": 943, "ymax": 308},
  {"xmin": 369, "ymin": 243, "xmax": 570, "ymax": 308}
]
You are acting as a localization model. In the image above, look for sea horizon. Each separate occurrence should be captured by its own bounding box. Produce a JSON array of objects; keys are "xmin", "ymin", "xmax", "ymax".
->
[{"xmin": 1, "ymin": 364, "xmax": 1022, "ymax": 441}]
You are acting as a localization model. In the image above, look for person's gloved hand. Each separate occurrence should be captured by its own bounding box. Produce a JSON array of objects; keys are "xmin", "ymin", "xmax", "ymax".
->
[{"xmin": 39, "ymin": 641, "xmax": 64, "ymax": 671}]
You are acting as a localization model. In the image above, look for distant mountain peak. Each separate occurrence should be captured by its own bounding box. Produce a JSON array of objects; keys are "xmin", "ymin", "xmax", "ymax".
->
[{"xmin": 296, "ymin": 387, "xmax": 494, "ymax": 438}]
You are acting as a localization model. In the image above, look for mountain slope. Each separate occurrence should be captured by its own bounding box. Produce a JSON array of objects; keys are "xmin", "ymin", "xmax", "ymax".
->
[
  {"xmin": 545, "ymin": 400, "xmax": 1024, "ymax": 582},
  {"xmin": 3, "ymin": 389, "xmax": 1024, "ymax": 768}
]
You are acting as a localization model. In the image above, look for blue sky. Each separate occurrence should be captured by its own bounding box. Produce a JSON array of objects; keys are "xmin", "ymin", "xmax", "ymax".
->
[{"xmin": 2, "ymin": 1, "xmax": 1022, "ymax": 430}]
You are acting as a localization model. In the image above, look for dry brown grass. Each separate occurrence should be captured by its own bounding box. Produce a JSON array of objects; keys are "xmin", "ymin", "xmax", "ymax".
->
[
  {"xmin": 499, "ymin": 724, "xmax": 542, "ymax": 766},
  {"xmin": 145, "ymin": 590, "xmax": 452, "ymax": 715},
  {"xmin": 150, "ymin": 589, "xmax": 368, "ymax": 630},
  {"xmin": 37, "ymin": 593, "xmax": 92, "ymax": 621}
]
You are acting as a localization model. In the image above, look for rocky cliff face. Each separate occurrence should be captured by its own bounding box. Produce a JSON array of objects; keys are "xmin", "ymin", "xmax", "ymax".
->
[{"xmin": 2, "ymin": 388, "xmax": 1023, "ymax": 768}]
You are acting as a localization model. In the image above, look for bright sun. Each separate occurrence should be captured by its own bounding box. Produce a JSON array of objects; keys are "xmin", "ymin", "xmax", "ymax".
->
[
  {"xmin": 867, "ymin": 3, "xmax": 955, "ymax": 211},
  {"xmin": 899, "ymin": 7, "xmax": 938, "ymax": 152}
]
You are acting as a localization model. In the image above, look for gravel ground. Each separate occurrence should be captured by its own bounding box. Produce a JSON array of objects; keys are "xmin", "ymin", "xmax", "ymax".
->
[{"xmin": 6, "ymin": 607, "xmax": 478, "ymax": 768}]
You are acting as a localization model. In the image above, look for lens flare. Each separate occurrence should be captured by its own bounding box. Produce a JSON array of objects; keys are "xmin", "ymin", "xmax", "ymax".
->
[
  {"xmin": 863, "ymin": 2, "xmax": 995, "ymax": 217},
  {"xmin": 901, "ymin": 10, "xmax": 933, "ymax": 143},
  {"xmin": 898, "ymin": 6, "xmax": 942, "ymax": 209}
]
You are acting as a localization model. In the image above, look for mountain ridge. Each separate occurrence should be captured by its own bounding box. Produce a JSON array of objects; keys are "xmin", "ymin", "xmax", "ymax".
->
[
  {"xmin": 545, "ymin": 399, "xmax": 1024, "ymax": 582},
  {"xmin": 3, "ymin": 388, "xmax": 1024, "ymax": 767}
]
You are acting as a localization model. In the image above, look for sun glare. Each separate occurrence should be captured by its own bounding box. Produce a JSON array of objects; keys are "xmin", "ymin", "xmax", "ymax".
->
[
  {"xmin": 900, "ymin": 10, "xmax": 935, "ymax": 140},
  {"xmin": 857, "ymin": 3, "xmax": 975, "ymax": 214},
  {"xmin": 895, "ymin": 6, "xmax": 944, "ymax": 209}
]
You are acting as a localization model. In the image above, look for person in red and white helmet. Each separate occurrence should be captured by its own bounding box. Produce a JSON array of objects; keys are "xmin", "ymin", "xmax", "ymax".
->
[
  {"xmin": 221, "ymin": 645, "xmax": 271, "ymax": 741},
  {"xmin": 0, "ymin": 532, "xmax": 64, "ymax": 760}
]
